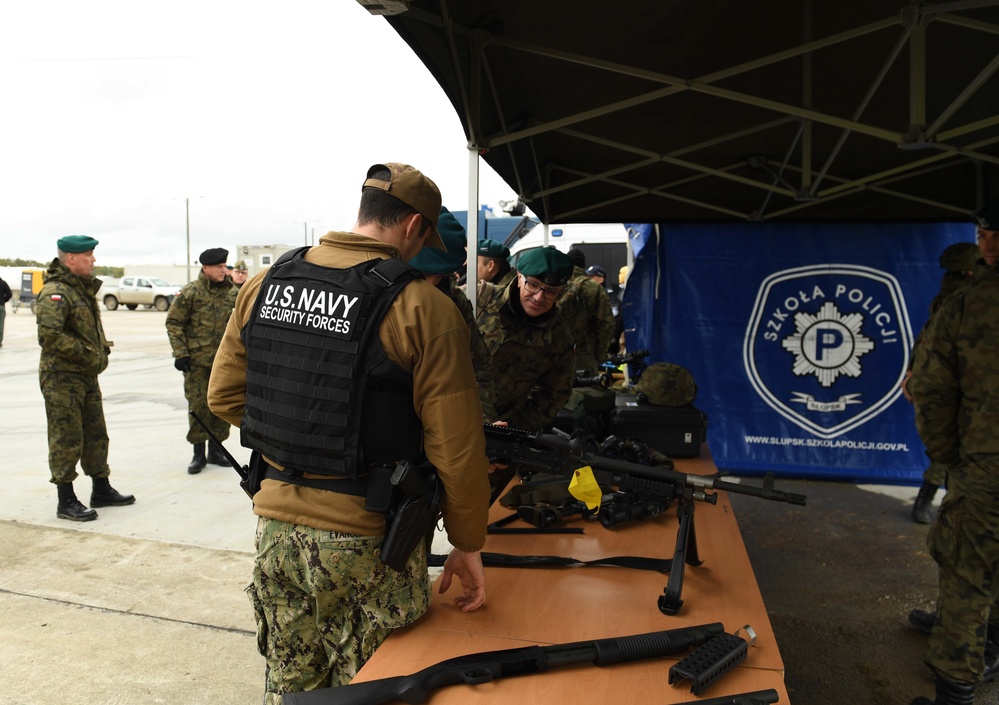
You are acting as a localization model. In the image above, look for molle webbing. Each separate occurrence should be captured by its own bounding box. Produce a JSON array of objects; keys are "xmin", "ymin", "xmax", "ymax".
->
[{"xmin": 241, "ymin": 250, "xmax": 422, "ymax": 478}]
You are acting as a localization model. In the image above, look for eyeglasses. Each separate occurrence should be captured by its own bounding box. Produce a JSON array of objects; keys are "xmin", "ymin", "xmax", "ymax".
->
[{"xmin": 521, "ymin": 276, "xmax": 563, "ymax": 301}]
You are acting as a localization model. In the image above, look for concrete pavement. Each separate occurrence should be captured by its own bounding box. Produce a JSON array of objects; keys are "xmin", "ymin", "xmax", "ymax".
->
[
  {"xmin": 1, "ymin": 307, "xmax": 460, "ymax": 705},
  {"xmin": 1, "ymin": 307, "xmax": 263, "ymax": 704}
]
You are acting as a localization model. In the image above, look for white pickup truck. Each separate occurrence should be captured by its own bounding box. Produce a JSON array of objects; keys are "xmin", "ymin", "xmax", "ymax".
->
[{"xmin": 100, "ymin": 276, "xmax": 181, "ymax": 311}]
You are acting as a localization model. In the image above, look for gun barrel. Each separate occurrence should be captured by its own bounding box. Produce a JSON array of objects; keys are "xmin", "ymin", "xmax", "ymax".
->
[{"xmin": 713, "ymin": 477, "xmax": 807, "ymax": 506}]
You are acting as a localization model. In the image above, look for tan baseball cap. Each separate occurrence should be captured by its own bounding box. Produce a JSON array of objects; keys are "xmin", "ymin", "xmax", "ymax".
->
[{"xmin": 363, "ymin": 163, "xmax": 446, "ymax": 250}]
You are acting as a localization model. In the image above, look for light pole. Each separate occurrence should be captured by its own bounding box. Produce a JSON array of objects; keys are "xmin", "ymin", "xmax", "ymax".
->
[
  {"xmin": 186, "ymin": 198, "xmax": 192, "ymax": 283},
  {"xmin": 297, "ymin": 220, "xmax": 322, "ymax": 246},
  {"xmin": 178, "ymin": 196, "xmax": 205, "ymax": 283}
]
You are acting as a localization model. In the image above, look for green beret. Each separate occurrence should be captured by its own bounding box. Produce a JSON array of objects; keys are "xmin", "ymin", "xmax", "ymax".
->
[
  {"xmin": 199, "ymin": 248, "xmax": 229, "ymax": 265},
  {"xmin": 477, "ymin": 239, "xmax": 510, "ymax": 259},
  {"xmin": 57, "ymin": 235, "xmax": 99, "ymax": 253},
  {"xmin": 517, "ymin": 246, "xmax": 573, "ymax": 286},
  {"xmin": 409, "ymin": 207, "xmax": 467, "ymax": 275}
]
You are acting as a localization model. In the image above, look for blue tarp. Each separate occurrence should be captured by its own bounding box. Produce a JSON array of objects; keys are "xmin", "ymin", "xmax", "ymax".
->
[{"xmin": 622, "ymin": 222, "xmax": 973, "ymax": 484}]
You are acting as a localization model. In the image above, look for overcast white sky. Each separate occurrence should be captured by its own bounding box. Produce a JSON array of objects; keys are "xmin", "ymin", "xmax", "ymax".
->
[{"xmin": 0, "ymin": 1, "xmax": 520, "ymax": 266}]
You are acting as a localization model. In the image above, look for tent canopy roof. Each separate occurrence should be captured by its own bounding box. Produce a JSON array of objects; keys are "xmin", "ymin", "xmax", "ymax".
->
[{"xmin": 382, "ymin": 0, "xmax": 999, "ymax": 224}]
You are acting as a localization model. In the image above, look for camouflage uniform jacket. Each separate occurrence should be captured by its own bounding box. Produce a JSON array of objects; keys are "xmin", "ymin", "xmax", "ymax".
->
[
  {"xmin": 493, "ymin": 267, "xmax": 517, "ymax": 290},
  {"xmin": 910, "ymin": 262, "xmax": 999, "ymax": 482},
  {"xmin": 907, "ymin": 270, "xmax": 977, "ymax": 371},
  {"xmin": 559, "ymin": 265, "xmax": 616, "ymax": 374},
  {"xmin": 36, "ymin": 258, "xmax": 110, "ymax": 376},
  {"xmin": 439, "ymin": 277, "xmax": 498, "ymax": 422},
  {"xmin": 476, "ymin": 279, "xmax": 575, "ymax": 430},
  {"xmin": 165, "ymin": 272, "xmax": 236, "ymax": 368}
]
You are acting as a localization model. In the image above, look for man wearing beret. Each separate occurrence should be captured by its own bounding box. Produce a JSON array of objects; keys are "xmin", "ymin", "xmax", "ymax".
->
[
  {"xmin": 166, "ymin": 247, "xmax": 237, "ymax": 474},
  {"xmin": 476, "ymin": 246, "xmax": 576, "ymax": 499},
  {"xmin": 476, "ymin": 239, "xmax": 516, "ymax": 288},
  {"xmin": 231, "ymin": 259, "xmax": 248, "ymax": 289},
  {"xmin": 476, "ymin": 245, "xmax": 575, "ymax": 431},
  {"xmin": 207, "ymin": 163, "xmax": 489, "ymax": 701},
  {"xmin": 36, "ymin": 235, "xmax": 135, "ymax": 521},
  {"xmin": 410, "ymin": 207, "xmax": 498, "ymax": 422}
]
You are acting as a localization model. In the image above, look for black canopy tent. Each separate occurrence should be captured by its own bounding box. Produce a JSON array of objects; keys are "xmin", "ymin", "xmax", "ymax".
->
[{"xmin": 365, "ymin": 0, "xmax": 999, "ymax": 225}]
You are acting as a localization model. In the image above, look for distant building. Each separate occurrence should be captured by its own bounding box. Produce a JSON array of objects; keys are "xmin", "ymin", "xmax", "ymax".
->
[
  {"xmin": 122, "ymin": 243, "xmax": 298, "ymax": 284},
  {"xmin": 233, "ymin": 244, "xmax": 298, "ymax": 279}
]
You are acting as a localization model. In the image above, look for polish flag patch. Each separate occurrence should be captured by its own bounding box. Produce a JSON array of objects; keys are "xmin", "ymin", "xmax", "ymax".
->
[{"xmin": 50, "ymin": 294, "xmax": 62, "ymax": 301}]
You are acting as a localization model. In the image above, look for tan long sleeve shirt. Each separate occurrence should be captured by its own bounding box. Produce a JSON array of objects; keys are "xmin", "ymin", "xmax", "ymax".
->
[{"xmin": 208, "ymin": 232, "xmax": 490, "ymax": 553}]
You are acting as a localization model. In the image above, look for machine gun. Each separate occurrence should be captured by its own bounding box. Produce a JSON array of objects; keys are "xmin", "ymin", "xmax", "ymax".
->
[
  {"xmin": 283, "ymin": 622, "xmax": 725, "ymax": 705},
  {"xmin": 483, "ymin": 424, "xmax": 806, "ymax": 615}
]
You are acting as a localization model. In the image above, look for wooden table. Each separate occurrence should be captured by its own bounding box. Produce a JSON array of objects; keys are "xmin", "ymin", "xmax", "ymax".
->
[{"xmin": 355, "ymin": 448, "xmax": 790, "ymax": 704}]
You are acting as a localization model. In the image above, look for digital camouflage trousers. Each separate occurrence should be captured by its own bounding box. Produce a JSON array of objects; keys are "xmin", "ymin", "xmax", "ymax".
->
[
  {"xmin": 40, "ymin": 371, "xmax": 110, "ymax": 485},
  {"xmin": 247, "ymin": 516, "xmax": 431, "ymax": 703},
  {"xmin": 927, "ymin": 485, "xmax": 999, "ymax": 684}
]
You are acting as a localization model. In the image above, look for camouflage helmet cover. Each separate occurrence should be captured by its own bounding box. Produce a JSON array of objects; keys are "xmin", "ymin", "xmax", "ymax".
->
[
  {"xmin": 938, "ymin": 242, "xmax": 980, "ymax": 272},
  {"xmin": 635, "ymin": 362, "xmax": 698, "ymax": 406}
]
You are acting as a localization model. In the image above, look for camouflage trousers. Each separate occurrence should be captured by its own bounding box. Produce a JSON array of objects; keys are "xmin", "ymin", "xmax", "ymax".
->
[
  {"xmin": 39, "ymin": 371, "xmax": 110, "ymax": 485},
  {"xmin": 247, "ymin": 516, "xmax": 431, "ymax": 703},
  {"xmin": 183, "ymin": 365, "xmax": 230, "ymax": 445},
  {"xmin": 923, "ymin": 460, "xmax": 949, "ymax": 488},
  {"xmin": 926, "ymin": 483, "xmax": 999, "ymax": 684}
]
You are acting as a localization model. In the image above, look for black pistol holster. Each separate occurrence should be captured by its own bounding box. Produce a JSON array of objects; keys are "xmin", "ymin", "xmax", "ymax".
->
[{"xmin": 366, "ymin": 461, "xmax": 443, "ymax": 573}]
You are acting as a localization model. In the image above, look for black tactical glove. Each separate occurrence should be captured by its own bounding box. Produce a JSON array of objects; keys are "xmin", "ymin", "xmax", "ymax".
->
[{"xmin": 174, "ymin": 356, "xmax": 192, "ymax": 372}]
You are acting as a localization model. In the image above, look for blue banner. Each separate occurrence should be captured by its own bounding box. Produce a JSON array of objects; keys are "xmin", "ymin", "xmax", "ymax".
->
[{"xmin": 622, "ymin": 222, "xmax": 974, "ymax": 484}]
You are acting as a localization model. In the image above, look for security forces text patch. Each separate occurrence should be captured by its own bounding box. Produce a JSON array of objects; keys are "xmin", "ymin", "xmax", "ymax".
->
[{"xmin": 257, "ymin": 281, "xmax": 362, "ymax": 338}]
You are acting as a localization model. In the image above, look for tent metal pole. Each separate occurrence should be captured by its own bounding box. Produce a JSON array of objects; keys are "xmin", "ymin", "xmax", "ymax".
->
[{"xmin": 467, "ymin": 147, "xmax": 480, "ymax": 318}]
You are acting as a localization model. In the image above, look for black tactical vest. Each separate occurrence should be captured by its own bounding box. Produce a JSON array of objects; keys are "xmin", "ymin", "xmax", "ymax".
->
[{"xmin": 240, "ymin": 247, "xmax": 424, "ymax": 478}]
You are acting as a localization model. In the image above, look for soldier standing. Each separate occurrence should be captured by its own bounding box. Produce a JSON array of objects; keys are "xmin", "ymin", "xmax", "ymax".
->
[
  {"xmin": 562, "ymin": 248, "xmax": 616, "ymax": 375},
  {"xmin": 906, "ymin": 241, "xmax": 981, "ymax": 523},
  {"xmin": 36, "ymin": 235, "xmax": 135, "ymax": 521},
  {"xmin": 907, "ymin": 198, "xmax": 999, "ymax": 705},
  {"xmin": 207, "ymin": 162, "xmax": 489, "ymax": 700},
  {"xmin": 166, "ymin": 247, "xmax": 237, "ymax": 474},
  {"xmin": 0, "ymin": 275, "xmax": 11, "ymax": 347}
]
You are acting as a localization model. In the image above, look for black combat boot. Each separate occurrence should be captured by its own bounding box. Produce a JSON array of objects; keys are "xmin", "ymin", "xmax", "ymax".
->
[
  {"xmin": 909, "ymin": 608, "xmax": 936, "ymax": 634},
  {"xmin": 188, "ymin": 442, "xmax": 207, "ymax": 474},
  {"xmin": 206, "ymin": 442, "xmax": 227, "ymax": 466},
  {"xmin": 912, "ymin": 483, "xmax": 940, "ymax": 524},
  {"xmin": 56, "ymin": 483, "xmax": 98, "ymax": 522},
  {"xmin": 910, "ymin": 674, "xmax": 975, "ymax": 705},
  {"xmin": 90, "ymin": 476, "xmax": 135, "ymax": 507}
]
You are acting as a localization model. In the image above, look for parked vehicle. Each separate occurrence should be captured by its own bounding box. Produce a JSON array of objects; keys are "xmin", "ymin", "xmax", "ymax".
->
[
  {"xmin": 99, "ymin": 276, "xmax": 181, "ymax": 311},
  {"xmin": 20, "ymin": 269, "xmax": 45, "ymax": 314}
]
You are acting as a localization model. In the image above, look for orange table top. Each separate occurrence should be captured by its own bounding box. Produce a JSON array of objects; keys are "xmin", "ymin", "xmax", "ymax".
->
[{"xmin": 354, "ymin": 447, "xmax": 790, "ymax": 704}]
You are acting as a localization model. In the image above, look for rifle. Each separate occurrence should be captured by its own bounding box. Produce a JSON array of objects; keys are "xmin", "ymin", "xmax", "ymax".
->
[
  {"xmin": 483, "ymin": 424, "xmax": 806, "ymax": 615},
  {"xmin": 282, "ymin": 622, "xmax": 725, "ymax": 705},
  {"xmin": 189, "ymin": 410, "xmax": 252, "ymax": 499}
]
